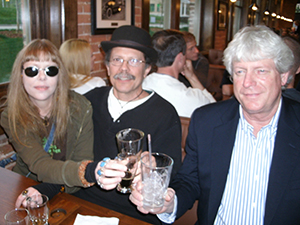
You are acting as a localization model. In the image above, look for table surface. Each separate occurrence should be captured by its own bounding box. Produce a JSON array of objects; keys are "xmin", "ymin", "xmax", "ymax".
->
[{"xmin": 0, "ymin": 167, "xmax": 151, "ymax": 225}]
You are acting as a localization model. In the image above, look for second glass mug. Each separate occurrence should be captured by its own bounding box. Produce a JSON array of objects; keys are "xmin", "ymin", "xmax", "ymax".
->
[
  {"xmin": 26, "ymin": 194, "xmax": 49, "ymax": 225},
  {"xmin": 116, "ymin": 128, "xmax": 144, "ymax": 194}
]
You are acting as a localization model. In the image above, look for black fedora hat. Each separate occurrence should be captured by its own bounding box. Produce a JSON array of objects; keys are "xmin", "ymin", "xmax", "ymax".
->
[{"xmin": 100, "ymin": 25, "xmax": 157, "ymax": 63}]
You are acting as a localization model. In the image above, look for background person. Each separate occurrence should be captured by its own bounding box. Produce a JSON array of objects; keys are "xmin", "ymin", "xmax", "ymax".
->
[
  {"xmin": 130, "ymin": 25, "xmax": 300, "ymax": 225},
  {"xmin": 178, "ymin": 31, "xmax": 209, "ymax": 88},
  {"xmin": 59, "ymin": 38, "xmax": 106, "ymax": 95},
  {"xmin": 143, "ymin": 29, "xmax": 215, "ymax": 118},
  {"xmin": 220, "ymin": 69, "xmax": 234, "ymax": 100},
  {"xmin": 281, "ymin": 36, "xmax": 300, "ymax": 102}
]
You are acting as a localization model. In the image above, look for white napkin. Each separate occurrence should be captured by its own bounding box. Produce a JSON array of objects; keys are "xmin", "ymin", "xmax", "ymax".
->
[{"xmin": 73, "ymin": 213, "xmax": 119, "ymax": 225}]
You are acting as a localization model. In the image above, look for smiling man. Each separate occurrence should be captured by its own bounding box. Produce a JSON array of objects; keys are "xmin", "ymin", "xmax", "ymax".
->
[
  {"xmin": 130, "ymin": 25, "xmax": 300, "ymax": 225},
  {"xmin": 73, "ymin": 25, "xmax": 182, "ymax": 225}
]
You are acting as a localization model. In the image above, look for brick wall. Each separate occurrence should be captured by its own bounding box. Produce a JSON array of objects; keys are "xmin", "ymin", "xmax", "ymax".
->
[
  {"xmin": 77, "ymin": 0, "xmax": 142, "ymax": 79},
  {"xmin": 214, "ymin": 30, "xmax": 226, "ymax": 51}
]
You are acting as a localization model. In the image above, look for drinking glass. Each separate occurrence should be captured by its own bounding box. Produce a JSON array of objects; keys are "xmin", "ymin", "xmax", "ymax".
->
[
  {"xmin": 116, "ymin": 128, "xmax": 144, "ymax": 194},
  {"xmin": 26, "ymin": 194, "xmax": 49, "ymax": 225},
  {"xmin": 141, "ymin": 152, "xmax": 173, "ymax": 213},
  {"xmin": 4, "ymin": 208, "xmax": 29, "ymax": 225}
]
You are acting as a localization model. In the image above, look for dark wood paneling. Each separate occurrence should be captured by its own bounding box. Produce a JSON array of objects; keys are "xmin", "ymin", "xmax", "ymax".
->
[
  {"xmin": 30, "ymin": 0, "xmax": 49, "ymax": 40},
  {"xmin": 142, "ymin": 0, "xmax": 150, "ymax": 31},
  {"xmin": 170, "ymin": 0, "xmax": 180, "ymax": 29},
  {"xmin": 49, "ymin": 0, "xmax": 62, "ymax": 47},
  {"xmin": 200, "ymin": 0, "xmax": 215, "ymax": 50},
  {"xmin": 30, "ymin": 0, "xmax": 77, "ymax": 48},
  {"xmin": 64, "ymin": 0, "xmax": 78, "ymax": 40}
]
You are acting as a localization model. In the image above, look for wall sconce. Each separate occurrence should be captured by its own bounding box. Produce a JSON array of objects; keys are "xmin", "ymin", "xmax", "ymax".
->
[
  {"xmin": 264, "ymin": 9, "xmax": 270, "ymax": 15},
  {"xmin": 249, "ymin": 3, "xmax": 259, "ymax": 11},
  {"xmin": 276, "ymin": 15, "xmax": 280, "ymax": 19},
  {"xmin": 271, "ymin": 13, "xmax": 276, "ymax": 17},
  {"xmin": 230, "ymin": 0, "xmax": 237, "ymax": 2}
]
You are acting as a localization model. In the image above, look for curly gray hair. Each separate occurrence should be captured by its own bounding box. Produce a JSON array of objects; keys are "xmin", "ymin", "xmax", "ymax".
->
[{"xmin": 223, "ymin": 25, "xmax": 294, "ymax": 80}]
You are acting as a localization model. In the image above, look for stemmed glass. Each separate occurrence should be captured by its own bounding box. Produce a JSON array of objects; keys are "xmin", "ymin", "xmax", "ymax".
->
[{"xmin": 116, "ymin": 128, "xmax": 144, "ymax": 194}]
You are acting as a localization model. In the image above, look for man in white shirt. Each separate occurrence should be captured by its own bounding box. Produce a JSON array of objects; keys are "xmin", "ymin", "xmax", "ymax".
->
[
  {"xmin": 130, "ymin": 25, "xmax": 300, "ymax": 225},
  {"xmin": 142, "ymin": 29, "xmax": 215, "ymax": 118}
]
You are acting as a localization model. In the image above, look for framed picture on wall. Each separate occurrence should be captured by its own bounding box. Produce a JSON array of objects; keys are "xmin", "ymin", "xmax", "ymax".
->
[
  {"xmin": 217, "ymin": 1, "xmax": 227, "ymax": 30},
  {"xmin": 91, "ymin": 0, "xmax": 135, "ymax": 35}
]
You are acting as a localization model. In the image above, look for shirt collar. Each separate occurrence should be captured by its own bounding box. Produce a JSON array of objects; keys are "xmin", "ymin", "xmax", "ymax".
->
[{"xmin": 239, "ymin": 98, "xmax": 282, "ymax": 135}]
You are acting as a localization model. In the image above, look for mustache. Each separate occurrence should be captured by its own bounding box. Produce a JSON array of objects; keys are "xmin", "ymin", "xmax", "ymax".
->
[{"xmin": 113, "ymin": 72, "xmax": 135, "ymax": 80}]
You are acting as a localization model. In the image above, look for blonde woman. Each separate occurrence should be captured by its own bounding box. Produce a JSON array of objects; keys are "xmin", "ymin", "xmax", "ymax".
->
[{"xmin": 59, "ymin": 39, "xmax": 106, "ymax": 94}]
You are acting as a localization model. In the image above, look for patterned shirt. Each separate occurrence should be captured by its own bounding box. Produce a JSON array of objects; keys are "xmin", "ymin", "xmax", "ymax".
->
[{"xmin": 214, "ymin": 100, "xmax": 282, "ymax": 225}]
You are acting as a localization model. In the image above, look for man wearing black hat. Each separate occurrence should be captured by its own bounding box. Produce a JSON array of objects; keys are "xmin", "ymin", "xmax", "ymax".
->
[{"xmin": 73, "ymin": 25, "xmax": 182, "ymax": 224}]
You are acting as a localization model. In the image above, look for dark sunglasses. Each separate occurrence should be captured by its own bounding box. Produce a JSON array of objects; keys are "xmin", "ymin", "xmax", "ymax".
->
[{"xmin": 23, "ymin": 66, "xmax": 59, "ymax": 77}]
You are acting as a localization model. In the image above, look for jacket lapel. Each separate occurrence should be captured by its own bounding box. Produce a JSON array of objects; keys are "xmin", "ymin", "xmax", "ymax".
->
[
  {"xmin": 208, "ymin": 99, "xmax": 240, "ymax": 224},
  {"xmin": 264, "ymin": 99, "xmax": 300, "ymax": 225}
]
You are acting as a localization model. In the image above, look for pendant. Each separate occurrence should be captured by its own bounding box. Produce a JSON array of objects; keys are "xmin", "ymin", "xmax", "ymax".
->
[{"xmin": 43, "ymin": 117, "xmax": 49, "ymax": 127}]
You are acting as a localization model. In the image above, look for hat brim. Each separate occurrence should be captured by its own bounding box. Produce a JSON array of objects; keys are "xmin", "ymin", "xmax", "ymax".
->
[{"xmin": 101, "ymin": 40, "xmax": 157, "ymax": 63}]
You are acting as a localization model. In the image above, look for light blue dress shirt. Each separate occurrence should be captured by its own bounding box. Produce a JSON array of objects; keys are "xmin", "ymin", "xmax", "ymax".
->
[
  {"xmin": 158, "ymin": 100, "xmax": 282, "ymax": 224},
  {"xmin": 214, "ymin": 101, "xmax": 281, "ymax": 224}
]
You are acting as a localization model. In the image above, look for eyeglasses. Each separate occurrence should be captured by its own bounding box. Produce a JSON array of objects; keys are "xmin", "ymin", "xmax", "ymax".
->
[
  {"xmin": 23, "ymin": 66, "xmax": 59, "ymax": 77},
  {"xmin": 110, "ymin": 57, "xmax": 145, "ymax": 67}
]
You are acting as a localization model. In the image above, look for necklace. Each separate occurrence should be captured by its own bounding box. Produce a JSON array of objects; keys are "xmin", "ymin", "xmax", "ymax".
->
[
  {"xmin": 41, "ymin": 112, "xmax": 51, "ymax": 127},
  {"xmin": 43, "ymin": 116, "xmax": 50, "ymax": 127},
  {"xmin": 117, "ymin": 89, "xmax": 144, "ymax": 109}
]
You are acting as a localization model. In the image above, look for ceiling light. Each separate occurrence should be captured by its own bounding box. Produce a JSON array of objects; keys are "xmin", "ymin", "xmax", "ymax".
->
[
  {"xmin": 264, "ymin": 10, "xmax": 270, "ymax": 15},
  {"xmin": 249, "ymin": 3, "xmax": 259, "ymax": 11}
]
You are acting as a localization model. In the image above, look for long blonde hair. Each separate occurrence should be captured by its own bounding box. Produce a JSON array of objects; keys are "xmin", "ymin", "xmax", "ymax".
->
[
  {"xmin": 5, "ymin": 39, "xmax": 70, "ymax": 143},
  {"xmin": 59, "ymin": 39, "xmax": 93, "ymax": 88}
]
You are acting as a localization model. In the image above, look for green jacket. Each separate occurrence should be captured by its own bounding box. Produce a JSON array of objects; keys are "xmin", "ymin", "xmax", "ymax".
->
[{"xmin": 1, "ymin": 91, "xmax": 94, "ymax": 194}]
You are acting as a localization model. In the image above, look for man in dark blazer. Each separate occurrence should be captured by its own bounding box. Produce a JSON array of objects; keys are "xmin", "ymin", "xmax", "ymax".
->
[{"xmin": 130, "ymin": 25, "xmax": 300, "ymax": 224}]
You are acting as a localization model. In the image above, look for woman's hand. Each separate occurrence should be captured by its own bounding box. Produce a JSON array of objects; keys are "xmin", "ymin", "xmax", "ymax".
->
[
  {"xmin": 95, "ymin": 158, "xmax": 128, "ymax": 190},
  {"xmin": 15, "ymin": 187, "xmax": 41, "ymax": 208}
]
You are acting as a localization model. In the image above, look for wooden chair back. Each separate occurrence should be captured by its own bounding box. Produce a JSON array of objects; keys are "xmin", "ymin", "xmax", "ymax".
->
[
  {"xmin": 180, "ymin": 116, "xmax": 190, "ymax": 161},
  {"xmin": 174, "ymin": 116, "xmax": 198, "ymax": 225}
]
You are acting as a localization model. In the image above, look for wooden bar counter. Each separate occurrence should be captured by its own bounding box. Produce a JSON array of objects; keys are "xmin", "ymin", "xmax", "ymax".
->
[{"xmin": 0, "ymin": 167, "xmax": 151, "ymax": 225}]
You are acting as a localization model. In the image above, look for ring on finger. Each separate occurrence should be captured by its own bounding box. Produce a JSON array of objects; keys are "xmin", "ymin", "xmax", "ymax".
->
[
  {"xmin": 97, "ymin": 167, "xmax": 104, "ymax": 176},
  {"xmin": 103, "ymin": 157, "xmax": 110, "ymax": 162},
  {"xmin": 99, "ymin": 161, "xmax": 106, "ymax": 168},
  {"xmin": 22, "ymin": 189, "xmax": 29, "ymax": 197},
  {"xmin": 100, "ymin": 157, "xmax": 110, "ymax": 167},
  {"xmin": 97, "ymin": 177, "xmax": 104, "ymax": 189},
  {"xmin": 98, "ymin": 157, "xmax": 110, "ymax": 176}
]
